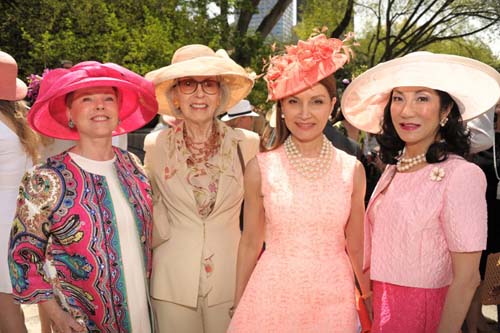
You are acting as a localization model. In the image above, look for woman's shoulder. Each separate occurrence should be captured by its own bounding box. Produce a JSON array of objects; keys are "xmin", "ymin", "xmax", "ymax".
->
[
  {"xmin": 231, "ymin": 127, "xmax": 260, "ymax": 142},
  {"xmin": 442, "ymin": 154, "xmax": 483, "ymax": 172},
  {"xmin": 440, "ymin": 154, "xmax": 486, "ymax": 184},
  {"xmin": 144, "ymin": 126, "xmax": 177, "ymax": 149}
]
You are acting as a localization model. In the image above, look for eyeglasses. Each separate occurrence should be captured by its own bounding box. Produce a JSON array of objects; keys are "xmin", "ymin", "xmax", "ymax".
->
[{"xmin": 176, "ymin": 79, "xmax": 220, "ymax": 95}]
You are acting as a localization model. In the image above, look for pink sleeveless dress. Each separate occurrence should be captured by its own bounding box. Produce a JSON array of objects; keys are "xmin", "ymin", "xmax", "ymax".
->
[{"xmin": 228, "ymin": 145, "xmax": 358, "ymax": 333}]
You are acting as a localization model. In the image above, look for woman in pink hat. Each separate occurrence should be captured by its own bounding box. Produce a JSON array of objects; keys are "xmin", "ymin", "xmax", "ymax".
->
[
  {"xmin": 342, "ymin": 52, "xmax": 500, "ymax": 332},
  {"xmin": 228, "ymin": 33, "xmax": 371, "ymax": 332},
  {"xmin": 143, "ymin": 45, "xmax": 259, "ymax": 332},
  {"xmin": 0, "ymin": 50, "xmax": 38, "ymax": 333},
  {"xmin": 8, "ymin": 61, "xmax": 158, "ymax": 332}
]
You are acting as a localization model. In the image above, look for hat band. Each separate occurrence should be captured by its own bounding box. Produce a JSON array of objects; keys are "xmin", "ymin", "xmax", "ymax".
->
[{"xmin": 228, "ymin": 110, "xmax": 253, "ymax": 118}]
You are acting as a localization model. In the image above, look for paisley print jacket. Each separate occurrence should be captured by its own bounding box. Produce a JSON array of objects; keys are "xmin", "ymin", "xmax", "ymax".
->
[{"xmin": 8, "ymin": 148, "xmax": 153, "ymax": 332}]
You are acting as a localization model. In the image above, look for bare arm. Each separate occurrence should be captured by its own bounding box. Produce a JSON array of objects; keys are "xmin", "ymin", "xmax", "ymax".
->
[
  {"xmin": 233, "ymin": 157, "xmax": 266, "ymax": 307},
  {"xmin": 345, "ymin": 161, "xmax": 371, "ymax": 297},
  {"xmin": 437, "ymin": 251, "xmax": 481, "ymax": 333}
]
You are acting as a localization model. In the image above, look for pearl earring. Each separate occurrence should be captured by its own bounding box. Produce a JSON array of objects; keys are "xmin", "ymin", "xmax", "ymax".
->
[
  {"xmin": 440, "ymin": 117, "xmax": 448, "ymax": 127},
  {"xmin": 281, "ymin": 113, "xmax": 285, "ymax": 119},
  {"xmin": 68, "ymin": 119, "xmax": 75, "ymax": 129}
]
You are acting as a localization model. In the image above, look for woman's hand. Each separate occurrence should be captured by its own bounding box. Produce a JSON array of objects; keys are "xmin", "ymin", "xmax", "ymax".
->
[{"xmin": 39, "ymin": 299, "xmax": 85, "ymax": 333}]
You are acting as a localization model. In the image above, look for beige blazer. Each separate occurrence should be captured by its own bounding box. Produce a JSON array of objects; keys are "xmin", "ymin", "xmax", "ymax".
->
[{"xmin": 144, "ymin": 121, "xmax": 259, "ymax": 307}]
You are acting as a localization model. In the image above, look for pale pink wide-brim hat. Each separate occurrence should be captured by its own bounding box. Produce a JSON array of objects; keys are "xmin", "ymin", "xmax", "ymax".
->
[
  {"xmin": 28, "ymin": 61, "xmax": 158, "ymax": 140},
  {"xmin": 341, "ymin": 51, "xmax": 500, "ymax": 134},
  {"xmin": 145, "ymin": 44, "xmax": 254, "ymax": 116},
  {"xmin": 0, "ymin": 51, "xmax": 27, "ymax": 101}
]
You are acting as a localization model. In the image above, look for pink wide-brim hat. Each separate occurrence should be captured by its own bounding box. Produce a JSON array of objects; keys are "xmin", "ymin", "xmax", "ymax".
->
[
  {"xmin": 0, "ymin": 51, "xmax": 27, "ymax": 101},
  {"xmin": 265, "ymin": 33, "xmax": 353, "ymax": 101},
  {"xmin": 341, "ymin": 51, "xmax": 500, "ymax": 134},
  {"xmin": 145, "ymin": 44, "xmax": 254, "ymax": 116},
  {"xmin": 28, "ymin": 61, "xmax": 158, "ymax": 140}
]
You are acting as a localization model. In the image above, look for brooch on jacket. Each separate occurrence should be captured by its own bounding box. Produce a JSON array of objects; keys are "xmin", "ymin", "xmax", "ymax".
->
[{"xmin": 430, "ymin": 167, "xmax": 445, "ymax": 182}]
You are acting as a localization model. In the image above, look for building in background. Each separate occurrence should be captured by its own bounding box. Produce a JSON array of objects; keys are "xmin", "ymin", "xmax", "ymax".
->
[{"xmin": 248, "ymin": 0, "xmax": 296, "ymax": 42}]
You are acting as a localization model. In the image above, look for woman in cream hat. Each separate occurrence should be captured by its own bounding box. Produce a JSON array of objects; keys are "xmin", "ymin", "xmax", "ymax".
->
[
  {"xmin": 0, "ymin": 50, "xmax": 34, "ymax": 333},
  {"xmin": 228, "ymin": 33, "xmax": 370, "ymax": 332},
  {"xmin": 342, "ymin": 51, "xmax": 500, "ymax": 332},
  {"xmin": 143, "ymin": 44, "xmax": 259, "ymax": 332},
  {"xmin": 9, "ymin": 61, "xmax": 158, "ymax": 332}
]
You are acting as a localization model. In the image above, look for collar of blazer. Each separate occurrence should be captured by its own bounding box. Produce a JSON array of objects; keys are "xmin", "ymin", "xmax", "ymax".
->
[{"xmin": 164, "ymin": 119, "xmax": 244, "ymax": 180}]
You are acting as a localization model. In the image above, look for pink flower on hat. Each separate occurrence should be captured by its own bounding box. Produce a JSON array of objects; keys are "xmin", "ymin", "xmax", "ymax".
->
[{"xmin": 264, "ymin": 33, "xmax": 354, "ymax": 101}]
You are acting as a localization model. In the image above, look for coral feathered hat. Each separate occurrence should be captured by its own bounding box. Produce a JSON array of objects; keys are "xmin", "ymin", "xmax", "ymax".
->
[{"xmin": 264, "ymin": 33, "xmax": 353, "ymax": 101}]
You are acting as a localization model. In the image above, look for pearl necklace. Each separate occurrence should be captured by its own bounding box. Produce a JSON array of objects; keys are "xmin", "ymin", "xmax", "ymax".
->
[
  {"xmin": 284, "ymin": 135, "xmax": 333, "ymax": 180},
  {"xmin": 396, "ymin": 149, "xmax": 427, "ymax": 172}
]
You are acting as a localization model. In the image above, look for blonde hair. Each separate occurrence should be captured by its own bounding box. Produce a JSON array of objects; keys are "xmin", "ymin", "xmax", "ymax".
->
[{"xmin": 0, "ymin": 100, "xmax": 42, "ymax": 163}]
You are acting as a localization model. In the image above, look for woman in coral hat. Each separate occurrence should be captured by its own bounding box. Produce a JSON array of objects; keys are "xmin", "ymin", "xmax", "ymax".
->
[
  {"xmin": 228, "ymin": 33, "xmax": 371, "ymax": 332},
  {"xmin": 342, "ymin": 51, "xmax": 500, "ymax": 332},
  {"xmin": 8, "ymin": 61, "xmax": 158, "ymax": 332},
  {"xmin": 0, "ymin": 50, "xmax": 38, "ymax": 333},
  {"xmin": 143, "ymin": 45, "xmax": 259, "ymax": 332}
]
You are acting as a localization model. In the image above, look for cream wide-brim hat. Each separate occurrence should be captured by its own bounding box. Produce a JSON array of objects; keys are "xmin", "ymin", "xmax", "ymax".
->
[
  {"xmin": 341, "ymin": 51, "xmax": 500, "ymax": 134},
  {"xmin": 145, "ymin": 44, "xmax": 254, "ymax": 116}
]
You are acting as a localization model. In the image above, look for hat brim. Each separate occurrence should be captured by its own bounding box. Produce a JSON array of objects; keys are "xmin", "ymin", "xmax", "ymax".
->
[
  {"xmin": 146, "ymin": 56, "xmax": 253, "ymax": 116},
  {"xmin": 29, "ymin": 77, "xmax": 158, "ymax": 140},
  {"xmin": 15, "ymin": 78, "xmax": 28, "ymax": 100},
  {"xmin": 221, "ymin": 110, "xmax": 259, "ymax": 121},
  {"xmin": 0, "ymin": 78, "xmax": 27, "ymax": 101},
  {"xmin": 342, "ymin": 52, "xmax": 500, "ymax": 133}
]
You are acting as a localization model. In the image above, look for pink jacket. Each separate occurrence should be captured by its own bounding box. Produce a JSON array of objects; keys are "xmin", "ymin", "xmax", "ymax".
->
[{"xmin": 364, "ymin": 155, "xmax": 487, "ymax": 288}]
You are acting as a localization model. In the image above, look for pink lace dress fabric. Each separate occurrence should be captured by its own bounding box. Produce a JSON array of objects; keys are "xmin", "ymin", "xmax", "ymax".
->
[{"xmin": 228, "ymin": 145, "xmax": 358, "ymax": 333}]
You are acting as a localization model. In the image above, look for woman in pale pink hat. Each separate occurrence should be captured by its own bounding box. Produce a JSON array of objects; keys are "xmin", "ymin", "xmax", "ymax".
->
[
  {"xmin": 8, "ymin": 61, "xmax": 158, "ymax": 332},
  {"xmin": 0, "ymin": 50, "xmax": 36, "ymax": 333},
  {"xmin": 342, "ymin": 51, "xmax": 500, "ymax": 332},
  {"xmin": 143, "ymin": 44, "xmax": 259, "ymax": 332},
  {"xmin": 228, "ymin": 33, "xmax": 371, "ymax": 333}
]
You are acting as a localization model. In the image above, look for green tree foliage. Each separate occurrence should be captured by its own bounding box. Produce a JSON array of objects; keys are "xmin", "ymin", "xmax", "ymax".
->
[
  {"xmin": 0, "ymin": 0, "xmax": 291, "ymax": 106},
  {"xmin": 354, "ymin": 0, "xmax": 500, "ymax": 66},
  {"xmin": 294, "ymin": 0, "xmax": 353, "ymax": 40},
  {"xmin": 1, "ymin": 0, "xmax": 498, "ymax": 108}
]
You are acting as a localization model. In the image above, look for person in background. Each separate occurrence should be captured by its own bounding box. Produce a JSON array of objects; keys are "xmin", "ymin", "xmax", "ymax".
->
[
  {"xmin": 9, "ymin": 61, "xmax": 158, "ymax": 332},
  {"xmin": 221, "ymin": 99, "xmax": 260, "ymax": 132},
  {"xmin": 0, "ymin": 50, "xmax": 37, "ymax": 333},
  {"xmin": 342, "ymin": 51, "xmax": 500, "ymax": 333},
  {"xmin": 467, "ymin": 101, "xmax": 500, "ymax": 333},
  {"xmin": 144, "ymin": 44, "xmax": 259, "ymax": 333},
  {"xmin": 60, "ymin": 60, "xmax": 73, "ymax": 69},
  {"xmin": 228, "ymin": 33, "xmax": 370, "ymax": 332}
]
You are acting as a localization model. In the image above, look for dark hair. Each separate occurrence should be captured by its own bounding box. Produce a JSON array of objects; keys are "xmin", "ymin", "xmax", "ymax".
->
[
  {"xmin": 265, "ymin": 75, "xmax": 337, "ymax": 151},
  {"xmin": 376, "ymin": 89, "xmax": 470, "ymax": 165}
]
